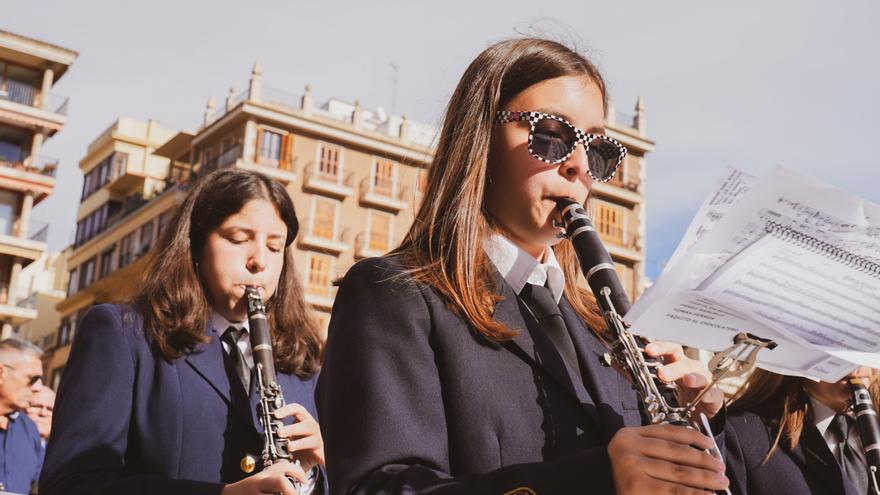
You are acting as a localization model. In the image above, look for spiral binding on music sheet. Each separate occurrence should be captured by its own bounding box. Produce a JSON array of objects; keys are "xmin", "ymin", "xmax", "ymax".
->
[{"xmin": 764, "ymin": 220, "xmax": 880, "ymax": 277}]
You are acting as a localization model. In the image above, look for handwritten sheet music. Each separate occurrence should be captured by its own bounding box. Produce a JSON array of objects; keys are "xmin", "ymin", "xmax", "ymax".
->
[{"xmin": 629, "ymin": 167, "xmax": 880, "ymax": 381}]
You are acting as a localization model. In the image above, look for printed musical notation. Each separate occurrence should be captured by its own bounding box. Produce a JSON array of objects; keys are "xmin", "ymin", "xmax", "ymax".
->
[{"xmin": 629, "ymin": 167, "xmax": 880, "ymax": 381}]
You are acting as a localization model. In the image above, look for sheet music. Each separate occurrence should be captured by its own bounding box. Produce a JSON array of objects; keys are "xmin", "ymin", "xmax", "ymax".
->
[
  {"xmin": 629, "ymin": 166, "xmax": 880, "ymax": 381},
  {"xmin": 664, "ymin": 167, "xmax": 757, "ymax": 273}
]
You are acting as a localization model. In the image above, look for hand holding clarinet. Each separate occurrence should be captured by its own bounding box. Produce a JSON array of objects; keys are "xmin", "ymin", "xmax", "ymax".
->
[
  {"xmin": 556, "ymin": 198, "xmax": 729, "ymax": 495},
  {"xmin": 222, "ymin": 287, "xmax": 324, "ymax": 495}
]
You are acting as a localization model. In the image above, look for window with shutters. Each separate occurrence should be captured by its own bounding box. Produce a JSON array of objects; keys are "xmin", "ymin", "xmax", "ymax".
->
[
  {"xmin": 615, "ymin": 262, "xmax": 636, "ymax": 299},
  {"xmin": 311, "ymin": 197, "xmax": 338, "ymax": 240},
  {"xmin": 368, "ymin": 211, "xmax": 393, "ymax": 252},
  {"xmin": 307, "ymin": 254, "xmax": 333, "ymax": 298},
  {"xmin": 78, "ymin": 257, "xmax": 97, "ymax": 291},
  {"xmin": 593, "ymin": 200, "xmax": 627, "ymax": 246},
  {"xmin": 99, "ymin": 248, "xmax": 115, "ymax": 279},
  {"xmin": 257, "ymin": 129, "xmax": 282, "ymax": 167},
  {"xmin": 372, "ymin": 159, "xmax": 396, "ymax": 197},
  {"xmin": 317, "ymin": 143, "xmax": 342, "ymax": 181}
]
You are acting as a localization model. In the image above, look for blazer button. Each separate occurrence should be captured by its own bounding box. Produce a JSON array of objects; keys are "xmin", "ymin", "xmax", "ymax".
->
[{"xmin": 240, "ymin": 454, "xmax": 257, "ymax": 473}]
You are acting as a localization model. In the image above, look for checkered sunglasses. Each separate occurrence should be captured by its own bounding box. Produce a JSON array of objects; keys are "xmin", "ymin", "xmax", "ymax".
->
[{"xmin": 495, "ymin": 111, "xmax": 627, "ymax": 182}]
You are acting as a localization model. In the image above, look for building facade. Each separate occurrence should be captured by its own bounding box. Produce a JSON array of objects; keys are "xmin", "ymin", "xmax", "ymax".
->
[
  {"xmin": 596, "ymin": 97, "xmax": 655, "ymax": 299},
  {"xmin": 43, "ymin": 62, "xmax": 653, "ymax": 381},
  {"xmin": 0, "ymin": 29, "xmax": 76, "ymax": 341},
  {"xmin": 41, "ymin": 117, "xmax": 179, "ymax": 385}
]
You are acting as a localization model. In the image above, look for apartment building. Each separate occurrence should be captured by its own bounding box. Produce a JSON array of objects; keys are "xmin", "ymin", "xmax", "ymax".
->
[
  {"xmin": 593, "ymin": 97, "xmax": 654, "ymax": 299},
  {"xmin": 42, "ymin": 117, "xmax": 179, "ymax": 384},
  {"xmin": 0, "ymin": 29, "xmax": 76, "ymax": 340},
  {"xmin": 44, "ymin": 62, "xmax": 653, "ymax": 380}
]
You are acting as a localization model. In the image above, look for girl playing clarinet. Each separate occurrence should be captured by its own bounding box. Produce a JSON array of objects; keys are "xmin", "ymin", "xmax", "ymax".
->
[
  {"xmin": 41, "ymin": 169, "xmax": 325, "ymax": 495},
  {"xmin": 317, "ymin": 37, "xmax": 728, "ymax": 495}
]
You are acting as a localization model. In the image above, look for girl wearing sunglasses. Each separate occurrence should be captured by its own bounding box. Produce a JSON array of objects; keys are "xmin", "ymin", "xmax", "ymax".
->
[{"xmin": 317, "ymin": 38, "xmax": 728, "ymax": 494}]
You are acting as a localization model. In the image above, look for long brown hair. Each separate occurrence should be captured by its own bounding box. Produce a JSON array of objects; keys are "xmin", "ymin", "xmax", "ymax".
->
[
  {"xmin": 393, "ymin": 37, "xmax": 607, "ymax": 340},
  {"xmin": 729, "ymin": 369, "xmax": 880, "ymax": 462},
  {"xmin": 132, "ymin": 169, "xmax": 323, "ymax": 377}
]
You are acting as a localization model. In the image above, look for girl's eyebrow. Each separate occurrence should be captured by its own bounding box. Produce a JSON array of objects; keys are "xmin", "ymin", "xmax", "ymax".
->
[
  {"xmin": 533, "ymin": 107, "xmax": 605, "ymax": 134},
  {"xmin": 221, "ymin": 225, "xmax": 286, "ymax": 240}
]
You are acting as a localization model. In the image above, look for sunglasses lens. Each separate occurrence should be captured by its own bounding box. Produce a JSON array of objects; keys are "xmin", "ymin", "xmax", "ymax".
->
[
  {"xmin": 531, "ymin": 118, "xmax": 577, "ymax": 162},
  {"xmin": 586, "ymin": 137, "xmax": 624, "ymax": 181}
]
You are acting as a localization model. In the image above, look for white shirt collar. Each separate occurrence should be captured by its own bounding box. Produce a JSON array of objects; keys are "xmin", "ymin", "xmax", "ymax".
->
[
  {"xmin": 483, "ymin": 233, "xmax": 565, "ymax": 303},
  {"xmin": 209, "ymin": 309, "xmax": 250, "ymax": 336},
  {"xmin": 811, "ymin": 396, "xmax": 837, "ymax": 438},
  {"xmin": 809, "ymin": 395, "xmax": 864, "ymax": 456}
]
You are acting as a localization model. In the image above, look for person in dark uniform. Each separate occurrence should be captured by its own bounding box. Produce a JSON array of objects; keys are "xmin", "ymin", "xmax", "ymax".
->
[
  {"xmin": 725, "ymin": 367, "xmax": 879, "ymax": 495},
  {"xmin": 317, "ymin": 37, "xmax": 728, "ymax": 495},
  {"xmin": 40, "ymin": 169, "xmax": 325, "ymax": 495}
]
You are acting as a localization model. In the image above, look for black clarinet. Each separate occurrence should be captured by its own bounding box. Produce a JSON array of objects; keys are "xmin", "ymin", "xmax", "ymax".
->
[
  {"xmin": 555, "ymin": 197, "xmax": 685, "ymax": 425},
  {"xmin": 240, "ymin": 286, "xmax": 302, "ymax": 490},
  {"xmin": 849, "ymin": 377, "xmax": 880, "ymax": 494},
  {"xmin": 556, "ymin": 198, "xmax": 730, "ymax": 494}
]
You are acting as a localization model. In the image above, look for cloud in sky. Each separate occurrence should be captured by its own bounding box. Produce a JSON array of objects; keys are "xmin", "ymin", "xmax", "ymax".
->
[{"xmin": 4, "ymin": 0, "xmax": 878, "ymax": 279}]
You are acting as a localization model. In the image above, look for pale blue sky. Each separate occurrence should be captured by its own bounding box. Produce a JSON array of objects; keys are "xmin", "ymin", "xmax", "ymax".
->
[{"xmin": 6, "ymin": 0, "xmax": 879, "ymax": 278}]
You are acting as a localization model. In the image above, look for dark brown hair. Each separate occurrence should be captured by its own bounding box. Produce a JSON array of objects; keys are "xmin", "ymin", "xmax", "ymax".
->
[
  {"xmin": 132, "ymin": 168, "xmax": 323, "ymax": 377},
  {"xmin": 729, "ymin": 369, "xmax": 880, "ymax": 462},
  {"xmin": 393, "ymin": 37, "xmax": 607, "ymax": 340}
]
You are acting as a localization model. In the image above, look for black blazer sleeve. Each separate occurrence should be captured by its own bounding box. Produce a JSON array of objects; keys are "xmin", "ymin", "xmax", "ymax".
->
[
  {"xmin": 316, "ymin": 257, "xmax": 616, "ymax": 495},
  {"xmin": 39, "ymin": 305, "xmax": 224, "ymax": 495}
]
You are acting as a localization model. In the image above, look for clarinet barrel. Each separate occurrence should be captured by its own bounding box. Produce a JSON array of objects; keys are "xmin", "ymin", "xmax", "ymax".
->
[
  {"xmin": 556, "ymin": 197, "xmax": 631, "ymax": 316},
  {"xmin": 849, "ymin": 377, "xmax": 880, "ymax": 494}
]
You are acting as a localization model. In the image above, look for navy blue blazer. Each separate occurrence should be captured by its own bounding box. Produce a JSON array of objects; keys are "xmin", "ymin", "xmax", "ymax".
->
[
  {"xmin": 317, "ymin": 255, "xmax": 660, "ymax": 494},
  {"xmin": 725, "ymin": 411, "xmax": 860, "ymax": 495},
  {"xmin": 40, "ymin": 303, "xmax": 322, "ymax": 495}
]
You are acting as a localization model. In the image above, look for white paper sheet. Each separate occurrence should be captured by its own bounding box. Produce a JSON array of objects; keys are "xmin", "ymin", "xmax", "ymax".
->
[{"xmin": 628, "ymin": 166, "xmax": 880, "ymax": 381}]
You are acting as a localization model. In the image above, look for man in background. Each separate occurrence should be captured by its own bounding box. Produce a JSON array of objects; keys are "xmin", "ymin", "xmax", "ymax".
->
[
  {"xmin": 0, "ymin": 339, "xmax": 44, "ymax": 494},
  {"xmin": 26, "ymin": 385, "xmax": 55, "ymax": 446}
]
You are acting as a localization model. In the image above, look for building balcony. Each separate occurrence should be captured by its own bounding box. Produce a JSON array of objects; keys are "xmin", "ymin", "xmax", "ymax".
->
[
  {"xmin": 591, "ymin": 179, "xmax": 642, "ymax": 206},
  {"xmin": 302, "ymin": 163, "xmax": 354, "ymax": 199},
  {"xmin": 0, "ymin": 217, "xmax": 48, "ymax": 262},
  {"xmin": 304, "ymin": 285, "xmax": 337, "ymax": 312},
  {"xmin": 0, "ymin": 155, "xmax": 57, "ymax": 204},
  {"xmin": 235, "ymin": 156, "xmax": 297, "ymax": 185},
  {"xmin": 601, "ymin": 229, "xmax": 643, "ymax": 263},
  {"xmin": 101, "ymin": 152, "xmax": 145, "ymax": 194},
  {"xmin": 0, "ymin": 283, "xmax": 37, "ymax": 326},
  {"xmin": 203, "ymin": 143, "xmax": 242, "ymax": 172},
  {"xmin": 354, "ymin": 231, "xmax": 389, "ymax": 260},
  {"xmin": 0, "ymin": 80, "xmax": 68, "ymax": 133},
  {"xmin": 298, "ymin": 223, "xmax": 349, "ymax": 255},
  {"xmin": 358, "ymin": 177, "xmax": 408, "ymax": 213},
  {"xmin": 0, "ymin": 79, "xmax": 69, "ymax": 115},
  {"xmin": 0, "ymin": 154, "xmax": 58, "ymax": 178}
]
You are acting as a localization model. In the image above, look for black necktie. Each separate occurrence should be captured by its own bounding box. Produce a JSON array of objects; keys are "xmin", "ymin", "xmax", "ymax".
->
[
  {"xmin": 221, "ymin": 326, "xmax": 251, "ymax": 392},
  {"xmin": 831, "ymin": 413, "xmax": 870, "ymax": 495},
  {"xmin": 519, "ymin": 283, "xmax": 581, "ymax": 378}
]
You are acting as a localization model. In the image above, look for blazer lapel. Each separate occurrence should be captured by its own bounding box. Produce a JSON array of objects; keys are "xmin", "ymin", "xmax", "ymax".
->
[
  {"xmin": 559, "ymin": 296, "xmax": 639, "ymax": 438},
  {"xmin": 493, "ymin": 276, "xmax": 602, "ymax": 428},
  {"xmin": 788, "ymin": 426, "xmax": 849, "ymax": 495},
  {"xmin": 184, "ymin": 328, "xmax": 256, "ymax": 430}
]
